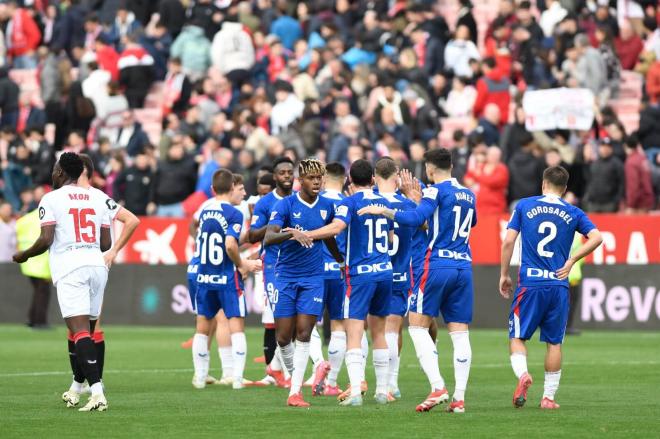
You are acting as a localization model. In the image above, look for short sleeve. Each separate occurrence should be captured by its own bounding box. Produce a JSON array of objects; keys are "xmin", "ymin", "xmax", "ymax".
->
[
  {"xmin": 38, "ymin": 196, "xmax": 56, "ymax": 226},
  {"xmin": 268, "ymin": 199, "xmax": 288, "ymax": 228},
  {"xmin": 575, "ymin": 209, "xmax": 596, "ymax": 237},
  {"xmin": 227, "ymin": 209, "xmax": 243, "ymax": 240},
  {"xmin": 103, "ymin": 196, "xmax": 121, "ymax": 222},
  {"xmin": 251, "ymin": 198, "xmax": 269, "ymax": 228},
  {"xmin": 507, "ymin": 206, "xmax": 521, "ymax": 232},
  {"xmin": 324, "ymin": 199, "xmax": 335, "ymax": 224},
  {"xmin": 334, "ymin": 197, "xmax": 352, "ymax": 225}
]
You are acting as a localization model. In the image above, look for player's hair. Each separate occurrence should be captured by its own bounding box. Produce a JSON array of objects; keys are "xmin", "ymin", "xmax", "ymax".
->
[
  {"xmin": 543, "ymin": 166, "xmax": 569, "ymax": 189},
  {"xmin": 325, "ymin": 162, "xmax": 345, "ymax": 179},
  {"xmin": 212, "ymin": 169, "xmax": 234, "ymax": 194},
  {"xmin": 349, "ymin": 159, "xmax": 374, "ymax": 187},
  {"xmin": 299, "ymin": 158, "xmax": 326, "ymax": 177},
  {"xmin": 258, "ymin": 173, "xmax": 275, "ymax": 188},
  {"xmin": 424, "ymin": 148, "xmax": 452, "ymax": 170},
  {"xmin": 58, "ymin": 152, "xmax": 84, "ymax": 180},
  {"xmin": 375, "ymin": 157, "xmax": 397, "ymax": 179},
  {"xmin": 79, "ymin": 153, "xmax": 94, "ymax": 179},
  {"xmin": 273, "ymin": 156, "xmax": 294, "ymax": 171},
  {"xmin": 232, "ymin": 173, "xmax": 244, "ymax": 186}
]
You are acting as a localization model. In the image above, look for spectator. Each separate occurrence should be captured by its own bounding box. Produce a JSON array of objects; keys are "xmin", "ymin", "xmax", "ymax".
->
[
  {"xmin": 464, "ymin": 145, "xmax": 510, "ymax": 214},
  {"xmin": 82, "ymin": 60, "xmax": 111, "ymax": 112},
  {"xmin": 328, "ymin": 115, "xmax": 360, "ymax": 165},
  {"xmin": 196, "ymin": 147, "xmax": 234, "ymax": 198},
  {"xmin": 595, "ymin": 25, "xmax": 621, "ymax": 99},
  {"xmin": 211, "ymin": 18, "xmax": 255, "ymax": 88},
  {"xmin": 444, "ymin": 24, "xmax": 480, "ymax": 78},
  {"xmin": 623, "ymin": 134, "xmax": 655, "ymax": 212},
  {"xmin": 615, "ymin": 19, "xmax": 644, "ymax": 70},
  {"xmin": 646, "ymin": 59, "xmax": 660, "ymax": 105},
  {"xmin": 405, "ymin": 141, "xmax": 427, "ymax": 182},
  {"xmin": 443, "ymin": 76, "xmax": 476, "ymax": 117},
  {"xmin": 637, "ymin": 100, "xmax": 660, "ymax": 149},
  {"xmin": 158, "ymin": 0, "xmax": 186, "ymax": 38},
  {"xmin": 237, "ymin": 149, "xmax": 258, "ymax": 196},
  {"xmin": 507, "ymin": 133, "xmax": 545, "ymax": 206},
  {"xmin": 501, "ymin": 106, "xmax": 530, "ymax": 163},
  {"xmin": 474, "ymin": 103, "xmax": 501, "ymax": 146},
  {"xmin": 270, "ymin": 9, "xmax": 302, "ymax": 52},
  {"xmin": 83, "ymin": 13, "xmax": 105, "ymax": 51},
  {"xmin": 574, "ymin": 33, "xmax": 608, "ymax": 101},
  {"xmin": 140, "ymin": 19, "xmax": 172, "ymax": 81},
  {"xmin": 583, "ymin": 139, "xmax": 625, "ymax": 212},
  {"xmin": 118, "ymin": 34, "xmax": 156, "ymax": 108},
  {"xmin": 540, "ymin": 0, "xmax": 568, "ymax": 38},
  {"xmin": 107, "ymin": 3, "xmax": 142, "ymax": 52},
  {"xmin": 171, "ymin": 21, "xmax": 211, "ymax": 82},
  {"xmin": 16, "ymin": 94, "xmax": 46, "ymax": 134},
  {"xmin": 0, "ymin": 200, "xmax": 15, "ymax": 262},
  {"xmin": 0, "ymin": 67, "xmax": 19, "ymax": 128},
  {"xmin": 151, "ymin": 143, "xmax": 197, "ymax": 217},
  {"xmin": 450, "ymin": 130, "xmax": 471, "ymax": 184},
  {"xmin": 63, "ymin": 130, "xmax": 87, "ymax": 154},
  {"xmin": 114, "ymin": 151, "xmax": 154, "ymax": 216},
  {"xmin": 473, "ymin": 57, "xmax": 511, "ymax": 124},
  {"xmin": 189, "ymin": 0, "xmax": 222, "ymax": 41},
  {"xmin": 103, "ymin": 151, "xmax": 125, "ymax": 198},
  {"xmin": 456, "ymin": 0, "xmax": 478, "ymax": 45},
  {"xmin": 24, "ymin": 128, "xmax": 53, "ymax": 186},
  {"xmin": 94, "ymin": 35, "xmax": 120, "ymax": 81},
  {"xmin": 410, "ymin": 25, "xmax": 445, "ymax": 77},
  {"xmin": 3, "ymin": 1, "xmax": 41, "ymax": 69},
  {"xmin": 114, "ymin": 110, "xmax": 150, "ymax": 157},
  {"xmin": 161, "ymin": 58, "xmax": 192, "ymax": 117},
  {"xmin": 603, "ymin": 121, "xmax": 627, "ymax": 162},
  {"xmin": 270, "ymin": 80, "xmax": 304, "ymax": 135},
  {"xmin": 93, "ymin": 81, "xmax": 129, "ymax": 143},
  {"xmin": 515, "ymin": 1, "xmax": 543, "ymax": 42}
]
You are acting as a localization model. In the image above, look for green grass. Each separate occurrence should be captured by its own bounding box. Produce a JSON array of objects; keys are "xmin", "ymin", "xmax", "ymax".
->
[{"xmin": 1, "ymin": 325, "xmax": 659, "ymax": 438}]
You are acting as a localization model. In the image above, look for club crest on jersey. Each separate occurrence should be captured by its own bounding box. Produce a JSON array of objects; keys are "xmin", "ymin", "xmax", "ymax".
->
[
  {"xmin": 232, "ymin": 224, "xmax": 241, "ymax": 234},
  {"xmin": 293, "ymin": 212, "xmax": 302, "ymax": 219},
  {"xmin": 320, "ymin": 209, "xmax": 327, "ymax": 220}
]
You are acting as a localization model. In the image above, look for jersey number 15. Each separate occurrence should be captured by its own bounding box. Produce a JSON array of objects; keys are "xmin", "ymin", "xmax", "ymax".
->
[{"xmin": 69, "ymin": 208, "xmax": 96, "ymax": 243}]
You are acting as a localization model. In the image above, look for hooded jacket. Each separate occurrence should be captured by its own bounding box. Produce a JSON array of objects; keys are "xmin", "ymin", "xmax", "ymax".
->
[{"xmin": 474, "ymin": 67, "xmax": 511, "ymax": 124}]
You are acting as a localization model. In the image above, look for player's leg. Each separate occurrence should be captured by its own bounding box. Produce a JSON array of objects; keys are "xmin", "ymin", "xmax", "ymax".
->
[
  {"xmin": 192, "ymin": 287, "xmax": 220, "ymax": 389},
  {"xmin": 305, "ymin": 324, "xmax": 329, "ymax": 392},
  {"xmin": 385, "ymin": 286, "xmax": 407, "ymax": 399},
  {"xmin": 368, "ymin": 279, "xmax": 393, "ymax": 404},
  {"xmin": 539, "ymin": 286, "xmax": 569, "ymax": 409},
  {"xmin": 181, "ymin": 271, "xmax": 198, "ymax": 349},
  {"xmin": 408, "ymin": 269, "xmax": 449, "ymax": 411},
  {"xmin": 221, "ymin": 284, "xmax": 250, "ymax": 389},
  {"xmin": 215, "ymin": 310, "xmax": 233, "ymax": 385},
  {"xmin": 325, "ymin": 278, "xmax": 346, "ymax": 394},
  {"xmin": 91, "ymin": 320, "xmax": 105, "ymax": 382},
  {"xmin": 274, "ymin": 280, "xmax": 297, "ymax": 377}
]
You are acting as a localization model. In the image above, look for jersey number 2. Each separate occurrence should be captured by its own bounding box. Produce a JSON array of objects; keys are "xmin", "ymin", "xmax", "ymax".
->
[
  {"xmin": 537, "ymin": 221, "xmax": 557, "ymax": 258},
  {"xmin": 69, "ymin": 208, "xmax": 96, "ymax": 243}
]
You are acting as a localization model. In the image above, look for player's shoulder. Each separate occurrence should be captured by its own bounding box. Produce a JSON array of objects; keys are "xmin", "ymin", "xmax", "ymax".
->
[{"xmin": 321, "ymin": 189, "xmax": 344, "ymax": 201}]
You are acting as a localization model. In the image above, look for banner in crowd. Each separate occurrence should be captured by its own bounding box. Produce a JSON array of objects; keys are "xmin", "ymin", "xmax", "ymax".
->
[
  {"xmin": 522, "ymin": 88, "xmax": 595, "ymax": 131},
  {"xmin": 1, "ymin": 264, "xmax": 657, "ymax": 329},
  {"xmin": 114, "ymin": 214, "xmax": 660, "ymax": 266}
]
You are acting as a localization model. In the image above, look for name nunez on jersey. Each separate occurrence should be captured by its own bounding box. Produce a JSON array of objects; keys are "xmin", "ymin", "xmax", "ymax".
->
[
  {"xmin": 454, "ymin": 191, "xmax": 474, "ymax": 204},
  {"xmin": 525, "ymin": 205, "xmax": 573, "ymax": 225}
]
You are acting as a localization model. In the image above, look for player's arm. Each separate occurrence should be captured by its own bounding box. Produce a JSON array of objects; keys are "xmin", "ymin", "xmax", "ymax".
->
[
  {"xmin": 248, "ymin": 223, "xmax": 268, "ymax": 244},
  {"xmin": 264, "ymin": 224, "xmax": 313, "ymax": 248},
  {"xmin": 189, "ymin": 217, "xmax": 199, "ymax": 238},
  {"xmin": 358, "ymin": 198, "xmax": 434, "ymax": 227},
  {"xmin": 323, "ymin": 237, "xmax": 344, "ymax": 264},
  {"xmin": 226, "ymin": 235, "xmax": 262, "ymax": 276},
  {"xmin": 12, "ymin": 224, "xmax": 55, "ymax": 263},
  {"xmin": 499, "ymin": 228, "xmax": 519, "ymax": 299},
  {"xmin": 555, "ymin": 229, "xmax": 602, "ymax": 280},
  {"xmin": 304, "ymin": 218, "xmax": 346, "ymax": 240},
  {"xmin": 100, "ymin": 226, "xmax": 112, "ymax": 252},
  {"xmin": 103, "ymin": 207, "xmax": 140, "ymax": 268},
  {"xmin": 247, "ymin": 199, "xmax": 269, "ymax": 244}
]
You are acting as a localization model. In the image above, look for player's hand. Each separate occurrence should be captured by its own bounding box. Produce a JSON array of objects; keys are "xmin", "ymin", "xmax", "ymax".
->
[
  {"xmin": 499, "ymin": 275, "xmax": 513, "ymax": 299},
  {"xmin": 555, "ymin": 259, "xmax": 574, "ymax": 280},
  {"xmin": 399, "ymin": 169, "xmax": 422, "ymax": 203},
  {"xmin": 346, "ymin": 183, "xmax": 356, "ymax": 196},
  {"xmin": 103, "ymin": 249, "xmax": 117, "ymax": 268},
  {"xmin": 241, "ymin": 258, "xmax": 262, "ymax": 273},
  {"xmin": 357, "ymin": 205, "xmax": 386, "ymax": 216},
  {"xmin": 284, "ymin": 228, "xmax": 313, "ymax": 248},
  {"xmin": 12, "ymin": 251, "xmax": 27, "ymax": 264}
]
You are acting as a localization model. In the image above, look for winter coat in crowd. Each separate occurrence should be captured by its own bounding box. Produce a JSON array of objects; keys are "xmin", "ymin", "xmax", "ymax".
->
[
  {"xmin": 170, "ymin": 25, "xmax": 211, "ymax": 78},
  {"xmin": 466, "ymin": 163, "xmax": 510, "ymax": 214},
  {"xmin": 638, "ymin": 104, "xmax": 660, "ymax": 149},
  {"xmin": 118, "ymin": 44, "xmax": 155, "ymax": 108},
  {"xmin": 211, "ymin": 22, "xmax": 255, "ymax": 76},
  {"xmin": 114, "ymin": 165, "xmax": 155, "ymax": 215},
  {"xmin": 625, "ymin": 149, "xmax": 655, "ymax": 210},
  {"xmin": 6, "ymin": 7, "xmax": 41, "ymax": 58},
  {"xmin": 584, "ymin": 155, "xmax": 625, "ymax": 206},
  {"xmin": 575, "ymin": 47, "xmax": 607, "ymax": 95},
  {"xmin": 507, "ymin": 148, "xmax": 545, "ymax": 202},
  {"xmin": 152, "ymin": 155, "xmax": 198, "ymax": 205},
  {"xmin": 158, "ymin": 0, "xmax": 186, "ymax": 38},
  {"xmin": 0, "ymin": 68, "xmax": 19, "ymax": 126},
  {"xmin": 473, "ymin": 67, "xmax": 511, "ymax": 124}
]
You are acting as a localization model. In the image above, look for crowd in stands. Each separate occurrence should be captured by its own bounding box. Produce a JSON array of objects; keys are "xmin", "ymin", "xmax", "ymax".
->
[{"xmin": 0, "ymin": 0, "xmax": 659, "ymax": 244}]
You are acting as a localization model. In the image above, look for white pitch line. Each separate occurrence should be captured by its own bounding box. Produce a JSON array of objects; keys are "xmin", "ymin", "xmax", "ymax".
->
[{"xmin": 2, "ymin": 360, "xmax": 658, "ymax": 378}]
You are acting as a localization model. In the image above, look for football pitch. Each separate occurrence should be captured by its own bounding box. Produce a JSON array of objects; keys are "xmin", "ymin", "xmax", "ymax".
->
[{"xmin": 1, "ymin": 325, "xmax": 659, "ymax": 438}]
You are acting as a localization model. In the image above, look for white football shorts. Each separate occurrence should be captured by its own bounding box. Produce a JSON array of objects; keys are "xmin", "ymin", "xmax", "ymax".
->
[{"xmin": 55, "ymin": 266, "xmax": 109, "ymax": 319}]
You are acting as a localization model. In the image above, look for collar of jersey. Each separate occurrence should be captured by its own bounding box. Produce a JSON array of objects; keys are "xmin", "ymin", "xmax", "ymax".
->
[{"xmin": 296, "ymin": 192, "xmax": 319, "ymax": 208}]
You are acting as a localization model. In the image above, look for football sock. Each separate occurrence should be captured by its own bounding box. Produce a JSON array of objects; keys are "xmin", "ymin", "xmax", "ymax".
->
[
  {"xmin": 309, "ymin": 326, "xmax": 324, "ymax": 367},
  {"xmin": 218, "ymin": 346, "xmax": 234, "ymax": 379},
  {"xmin": 67, "ymin": 336, "xmax": 85, "ymax": 385},
  {"xmin": 543, "ymin": 370, "xmax": 561, "ymax": 400},
  {"xmin": 231, "ymin": 332, "xmax": 247, "ymax": 382},
  {"xmin": 278, "ymin": 342, "xmax": 295, "ymax": 375},
  {"xmin": 372, "ymin": 348, "xmax": 389, "ymax": 395},
  {"xmin": 360, "ymin": 332, "xmax": 369, "ymax": 381},
  {"xmin": 510, "ymin": 352, "xmax": 528, "ymax": 379},
  {"xmin": 409, "ymin": 326, "xmax": 445, "ymax": 391},
  {"xmin": 73, "ymin": 331, "xmax": 101, "ymax": 393},
  {"xmin": 92, "ymin": 331, "xmax": 105, "ymax": 380},
  {"xmin": 192, "ymin": 333, "xmax": 210, "ymax": 380},
  {"xmin": 450, "ymin": 330, "xmax": 471, "ymax": 401},
  {"xmin": 385, "ymin": 331, "xmax": 400, "ymax": 390},
  {"xmin": 263, "ymin": 327, "xmax": 277, "ymax": 365},
  {"xmin": 345, "ymin": 348, "xmax": 363, "ymax": 397},
  {"xmin": 289, "ymin": 340, "xmax": 309, "ymax": 396},
  {"xmin": 327, "ymin": 331, "xmax": 346, "ymax": 386}
]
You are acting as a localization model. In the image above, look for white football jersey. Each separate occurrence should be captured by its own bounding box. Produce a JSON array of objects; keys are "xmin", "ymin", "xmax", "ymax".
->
[{"xmin": 38, "ymin": 184, "xmax": 120, "ymax": 283}]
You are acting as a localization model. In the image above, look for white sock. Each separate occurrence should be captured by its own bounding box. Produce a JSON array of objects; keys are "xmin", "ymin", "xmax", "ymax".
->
[
  {"xmin": 271, "ymin": 346, "xmax": 291, "ymax": 378},
  {"xmin": 289, "ymin": 340, "xmax": 310, "ymax": 396},
  {"xmin": 385, "ymin": 332, "xmax": 400, "ymax": 391},
  {"xmin": 309, "ymin": 326, "xmax": 324, "ymax": 367},
  {"xmin": 408, "ymin": 326, "xmax": 445, "ymax": 391},
  {"xmin": 230, "ymin": 333, "xmax": 247, "ymax": 382},
  {"xmin": 69, "ymin": 379, "xmax": 83, "ymax": 393},
  {"xmin": 360, "ymin": 332, "xmax": 369, "ymax": 381},
  {"xmin": 450, "ymin": 331, "xmax": 471, "ymax": 401},
  {"xmin": 543, "ymin": 370, "xmax": 561, "ymax": 400},
  {"xmin": 279, "ymin": 342, "xmax": 295, "ymax": 375},
  {"xmin": 192, "ymin": 333, "xmax": 209, "ymax": 380},
  {"xmin": 90, "ymin": 382, "xmax": 103, "ymax": 397},
  {"xmin": 327, "ymin": 331, "xmax": 346, "ymax": 386},
  {"xmin": 372, "ymin": 348, "xmax": 389, "ymax": 395},
  {"xmin": 510, "ymin": 352, "xmax": 528, "ymax": 379},
  {"xmin": 345, "ymin": 348, "xmax": 363, "ymax": 397},
  {"xmin": 218, "ymin": 346, "xmax": 233, "ymax": 379}
]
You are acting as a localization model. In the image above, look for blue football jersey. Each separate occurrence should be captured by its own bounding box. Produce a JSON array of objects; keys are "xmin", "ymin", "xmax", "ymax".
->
[
  {"xmin": 410, "ymin": 182, "xmax": 428, "ymax": 280},
  {"xmin": 268, "ymin": 193, "xmax": 335, "ymax": 280},
  {"xmin": 195, "ymin": 201, "xmax": 243, "ymax": 288},
  {"xmin": 380, "ymin": 192, "xmax": 416, "ymax": 289},
  {"xmin": 507, "ymin": 195, "xmax": 596, "ymax": 287},
  {"xmin": 394, "ymin": 178, "xmax": 476, "ymax": 270},
  {"xmin": 320, "ymin": 189, "xmax": 346, "ymax": 280},
  {"xmin": 335, "ymin": 190, "xmax": 393, "ymax": 283},
  {"xmin": 251, "ymin": 190, "xmax": 286, "ymax": 269}
]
